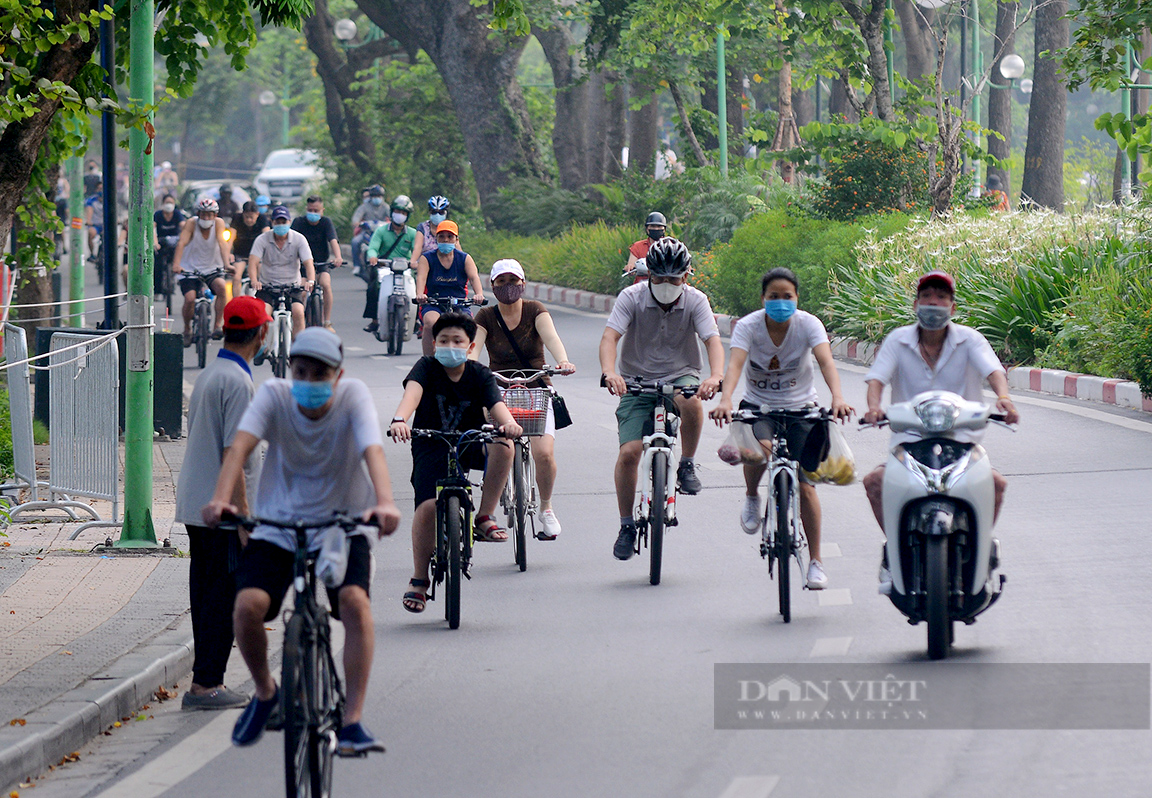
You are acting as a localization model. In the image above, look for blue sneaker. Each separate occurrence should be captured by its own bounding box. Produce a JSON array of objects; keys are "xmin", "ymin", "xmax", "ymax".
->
[
  {"xmin": 231, "ymin": 687, "xmax": 279, "ymax": 747},
  {"xmin": 336, "ymin": 722, "xmax": 385, "ymax": 757}
]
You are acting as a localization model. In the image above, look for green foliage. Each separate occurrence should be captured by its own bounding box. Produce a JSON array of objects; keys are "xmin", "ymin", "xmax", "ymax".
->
[
  {"xmin": 485, "ymin": 178, "xmax": 601, "ymax": 238},
  {"xmin": 1114, "ymin": 301, "xmax": 1152, "ymax": 397},
  {"xmin": 808, "ymin": 139, "xmax": 928, "ymax": 220},
  {"xmin": 0, "ymin": 389, "xmax": 12, "ymax": 478},
  {"xmin": 1095, "ymin": 112, "xmax": 1152, "ymax": 185},
  {"xmin": 700, "ymin": 209, "xmax": 910, "ymax": 321},
  {"xmin": 532, "ymin": 222, "xmax": 637, "ymax": 295},
  {"xmin": 461, "ymin": 227, "xmax": 549, "ymax": 273}
]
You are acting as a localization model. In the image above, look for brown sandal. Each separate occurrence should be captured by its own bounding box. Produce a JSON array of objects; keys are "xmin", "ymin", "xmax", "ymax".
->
[
  {"xmin": 402, "ymin": 578, "xmax": 430, "ymax": 613},
  {"xmin": 474, "ymin": 515, "xmax": 508, "ymax": 543}
]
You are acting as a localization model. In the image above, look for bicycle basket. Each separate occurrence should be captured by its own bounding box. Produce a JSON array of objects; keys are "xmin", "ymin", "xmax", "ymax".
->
[{"xmin": 501, "ymin": 387, "xmax": 550, "ymax": 436}]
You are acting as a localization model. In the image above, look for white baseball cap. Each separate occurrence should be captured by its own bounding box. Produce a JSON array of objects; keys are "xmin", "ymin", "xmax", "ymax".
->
[{"xmin": 490, "ymin": 259, "xmax": 525, "ymax": 282}]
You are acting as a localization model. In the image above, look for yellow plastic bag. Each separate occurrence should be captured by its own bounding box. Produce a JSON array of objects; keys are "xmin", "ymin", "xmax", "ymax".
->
[{"xmin": 804, "ymin": 421, "xmax": 856, "ymax": 485}]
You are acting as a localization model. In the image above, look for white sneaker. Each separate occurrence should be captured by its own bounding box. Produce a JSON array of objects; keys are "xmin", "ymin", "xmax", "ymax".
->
[
  {"xmin": 806, "ymin": 559, "xmax": 828, "ymax": 590},
  {"xmin": 878, "ymin": 566, "xmax": 893, "ymax": 595},
  {"xmin": 740, "ymin": 495, "xmax": 762, "ymax": 535},
  {"xmin": 538, "ymin": 509, "xmax": 561, "ymax": 540}
]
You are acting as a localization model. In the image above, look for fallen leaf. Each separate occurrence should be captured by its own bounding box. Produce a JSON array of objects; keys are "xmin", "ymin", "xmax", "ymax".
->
[
  {"xmin": 60, "ymin": 753, "xmax": 80, "ymax": 764},
  {"xmin": 2, "ymin": 541, "xmax": 10, "ymax": 546},
  {"xmin": 265, "ymin": 626, "xmax": 274, "ymax": 630},
  {"xmin": 101, "ymin": 731, "xmax": 111, "ymax": 736},
  {"xmin": 153, "ymin": 686, "xmax": 177, "ymax": 702},
  {"xmin": 135, "ymin": 714, "xmax": 146, "ymax": 722},
  {"xmin": 112, "ymin": 722, "xmax": 121, "ymax": 728},
  {"xmin": 120, "ymin": 717, "xmax": 129, "ymax": 722},
  {"xmin": 8, "ymin": 719, "xmax": 26, "ymax": 726},
  {"xmin": 60, "ymin": 651, "xmax": 72, "ymax": 656},
  {"xmin": 8, "ymin": 611, "xmax": 13, "ymax": 615},
  {"xmin": 8, "ymin": 789, "xmax": 18, "ymax": 797},
  {"xmin": 141, "ymin": 704, "xmax": 151, "ymax": 710}
]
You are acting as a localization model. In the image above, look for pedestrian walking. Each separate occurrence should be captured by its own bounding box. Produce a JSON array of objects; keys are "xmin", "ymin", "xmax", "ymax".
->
[{"xmin": 174, "ymin": 295, "xmax": 271, "ymax": 710}]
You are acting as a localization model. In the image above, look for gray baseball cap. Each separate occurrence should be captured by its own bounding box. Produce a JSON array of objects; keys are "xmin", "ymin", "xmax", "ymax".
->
[{"xmin": 290, "ymin": 327, "xmax": 343, "ymax": 369}]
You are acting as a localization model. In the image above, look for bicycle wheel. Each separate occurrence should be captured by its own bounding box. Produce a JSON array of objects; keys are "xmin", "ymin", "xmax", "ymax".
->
[
  {"xmin": 512, "ymin": 443, "xmax": 529, "ymax": 572},
  {"xmin": 306, "ymin": 625, "xmax": 337, "ymax": 797},
  {"xmin": 774, "ymin": 470, "xmax": 792, "ymax": 623},
  {"xmin": 305, "ymin": 289, "xmax": 321, "ymax": 328},
  {"xmin": 649, "ymin": 451, "xmax": 667, "ymax": 586},
  {"xmin": 926, "ymin": 536, "xmax": 951, "ymax": 660},
  {"xmin": 390, "ymin": 298, "xmax": 406, "ymax": 356},
  {"xmin": 445, "ymin": 496, "xmax": 462, "ymax": 629},
  {"xmin": 195, "ymin": 301, "xmax": 209, "ymax": 369},
  {"xmin": 274, "ymin": 315, "xmax": 291, "ymax": 378},
  {"xmin": 282, "ymin": 613, "xmax": 312, "ymax": 798}
]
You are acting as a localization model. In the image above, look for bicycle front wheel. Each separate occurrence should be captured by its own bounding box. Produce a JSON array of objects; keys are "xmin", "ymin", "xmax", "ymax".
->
[
  {"xmin": 306, "ymin": 289, "xmax": 322, "ymax": 328},
  {"xmin": 274, "ymin": 315, "xmax": 291, "ymax": 378},
  {"xmin": 774, "ymin": 470, "xmax": 792, "ymax": 623},
  {"xmin": 446, "ymin": 496, "xmax": 462, "ymax": 629},
  {"xmin": 649, "ymin": 451, "xmax": 667, "ymax": 586},
  {"xmin": 282, "ymin": 614, "xmax": 312, "ymax": 798},
  {"xmin": 195, "ymin": 301, "xmax": 210, "ymax": 369},
  {"xmin": 512, "ymin": 444, "xmax": 529, "ymax": 572}
]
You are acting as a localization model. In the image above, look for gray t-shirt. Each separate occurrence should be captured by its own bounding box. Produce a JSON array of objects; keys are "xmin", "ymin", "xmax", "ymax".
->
[
  {"xmin": 250, "ymin": 229, "xmax": 313, "ymax": 286},
  {"xmin": 238, "ymin": 378, "xmax": 383, "ymax": 551},
  {"xmin": 174, "ymin": 350, "xmax": 259, "ymax": 526},
  {"xmin": 605, "ymin": 282, "xmax": 719, "ymax": 381}
]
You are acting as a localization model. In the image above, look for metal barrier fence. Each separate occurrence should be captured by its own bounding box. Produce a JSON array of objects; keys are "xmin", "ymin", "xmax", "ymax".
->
[
  {"xmin": 2, "ymin": 324, "xmax": 98, "ymax": 523},
  {"xmin": 48, "ymin": 333, "xmax": 122, "ymax": 538}
]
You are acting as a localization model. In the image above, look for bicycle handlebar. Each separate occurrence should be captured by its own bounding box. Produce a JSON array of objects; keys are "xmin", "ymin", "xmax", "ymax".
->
[
  {"xmin": 493, "ymin": 367, "xmax": 567, "ymax": 385},
  {"xmin": 387, "ymin": 424, "xmax": 502, "ymax": 444},
  {"xmin": 599, "ymin": 374, "xmax": 700, "ymax": 398},
  {"xmin": 219, "ymin": 510, "xmax": 376, "ymax": 532},
  {"xmin": 734, "ymin": 406, "xmax": 832, "ymax": 423},
  {"xmin": 412, "ymin": 296, "xmax": 487, "ymax": 308}
]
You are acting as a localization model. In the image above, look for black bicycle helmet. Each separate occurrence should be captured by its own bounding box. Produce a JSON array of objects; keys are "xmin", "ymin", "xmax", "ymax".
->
[
  {"xmin": 645, "ymin": 237, "xmax": 691, "ymax": 277},
  {"xmin": 368, "ymin": 184, "xmax": 385, "ymax": 197},
  {"xmin": 645, "ymin": 211, "xmax": 667, "ymax": 228},
  {"xmin": 428, "ymin": 195, "xmax": 450, "ymax": 212}
]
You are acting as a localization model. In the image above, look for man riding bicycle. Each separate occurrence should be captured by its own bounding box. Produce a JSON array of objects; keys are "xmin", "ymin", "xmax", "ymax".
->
[
  {"xmin": 203, "ymin": 327, "xmax": 402, "ymax": 755},
  {"xmin": 153, "ymin": 193, "xmax": 186, "ymax": 297},
  {"xmin": 248, "ymin": 205, "xmax": 316, "ymax": 339},
  {"xmin": 229, "ymin": 201, "xmax": 269, "ymax": 293},
  {"xmin": 172, "ymin": 197, "xmax": 230, "ymax": 345},
  {"xmin": 292, "ymin": 195, "xmax": 343, "ymax": 329},
  {"xmin": 599, "ymin": 237, "xmax": 724, "ymax": 560}
]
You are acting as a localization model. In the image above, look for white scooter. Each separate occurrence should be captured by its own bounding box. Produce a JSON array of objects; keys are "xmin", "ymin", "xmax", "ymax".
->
[
  {"xmin": 374, "ymin": 257, "xmax": 416, "ymax": 355},
  {"xmin": 867, "ymin": 390, "xmax": 1012, "ymax": 659}
]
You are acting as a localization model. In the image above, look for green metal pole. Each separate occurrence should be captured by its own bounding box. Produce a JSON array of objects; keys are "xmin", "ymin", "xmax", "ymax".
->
[
  {"xmin": 885, "ymin": 0, "xmax": 894, "ymax": 104},
  {"xmin": 67, "ymin": 144, "xmax": 83, "ymax": 327},
  {"xmin": 717, "ymin": 30, "xmax": 728, "ymax": 177},
  {"xmin": 119, "ymin": 0, "xmax": 157, "ymax": 546},
  {"xmin": 1121, "ymin": 41, "xmax": 1132, "ymax": 199}
]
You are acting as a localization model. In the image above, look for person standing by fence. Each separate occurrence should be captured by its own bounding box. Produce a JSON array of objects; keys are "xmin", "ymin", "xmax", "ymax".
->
[{"xmin": 174, "ymin": 296, "xmax": 270, "ymax": 710}]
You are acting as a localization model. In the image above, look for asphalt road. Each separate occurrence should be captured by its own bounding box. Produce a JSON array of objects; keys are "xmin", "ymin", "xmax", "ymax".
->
[{"xmin": 39, "ymin": 267, "xmax": 1152, "ymax": 796}]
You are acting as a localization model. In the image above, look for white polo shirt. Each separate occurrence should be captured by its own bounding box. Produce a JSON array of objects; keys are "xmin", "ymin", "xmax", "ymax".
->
[{"xmin": 865, "ymin": 322, "xmax": 1005, "ymax": 443}]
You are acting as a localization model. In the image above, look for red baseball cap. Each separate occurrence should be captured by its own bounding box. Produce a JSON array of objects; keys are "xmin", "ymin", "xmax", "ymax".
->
[
  {"xmin": 916, "ymin": 270, "xmax": 955, "ymax": 296},
  {"xmin": 223, "ymin": 295, "xmax": 272, "ymax": 330}
]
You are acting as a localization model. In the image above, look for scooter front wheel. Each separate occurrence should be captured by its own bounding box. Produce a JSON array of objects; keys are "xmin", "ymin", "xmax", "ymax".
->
[{"xmin": 925, "ymin": 536, "xmax": 952, "ymax": 660}]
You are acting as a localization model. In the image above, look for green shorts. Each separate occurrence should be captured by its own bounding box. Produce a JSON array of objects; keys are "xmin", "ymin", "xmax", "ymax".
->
[{"xmin": 615, "ymin": 375, "xmax": 701, "ymax": 446}]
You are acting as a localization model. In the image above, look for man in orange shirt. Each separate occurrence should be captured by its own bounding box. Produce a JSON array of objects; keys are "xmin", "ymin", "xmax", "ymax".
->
[{"xmin": 624, "ymin": 212, "xmax": 668, "ymax": 280}]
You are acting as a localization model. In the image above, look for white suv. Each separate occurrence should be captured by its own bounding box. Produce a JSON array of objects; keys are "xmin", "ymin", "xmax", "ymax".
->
[{"xmin": 253, "ymin": 149, "xmax": 325, "ymax": 205}]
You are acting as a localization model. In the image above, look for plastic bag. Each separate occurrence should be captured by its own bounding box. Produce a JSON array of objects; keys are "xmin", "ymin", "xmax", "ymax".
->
[
  {"xmin": 717, "ymin": 421, "xmax": 767, "ymax": 466},
  {"xmin": 803, "ymin": 422, "xmax": 856, "ymax": 485},
  {"xmin": 315, "ymin": 525, "xmax": 350, "ymax": 589}
]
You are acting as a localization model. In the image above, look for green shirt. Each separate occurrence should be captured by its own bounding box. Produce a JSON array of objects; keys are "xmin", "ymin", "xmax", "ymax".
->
[{"xmin": 366, "ymin": 224, "xmax": 416, "ymax": 260}]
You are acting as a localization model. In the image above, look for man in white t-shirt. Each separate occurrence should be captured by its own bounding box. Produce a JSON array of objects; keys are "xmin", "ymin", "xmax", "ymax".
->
[
  {"xmin": 710, "ymin": 267, "xmax": 853, "ymax": 589},
  {"xmin": 248, "ymin": 205, "xmax": 316, "ymax": 337},
  {"xmin": 861, "ymin": 271, "xmax": 1020, "ymax": 565},
  {"xmin": 202, "ymin": 327, "xmax": 402, "ymax": 756}
]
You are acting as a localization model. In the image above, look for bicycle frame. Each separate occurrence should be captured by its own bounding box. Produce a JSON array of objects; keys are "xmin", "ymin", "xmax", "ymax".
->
[
  {"xmin": 263, "ymin": 285, "xmax": 295, "ymax": 377},
  {"xmin": 636, "ymin": 396, "xmax": 679, "ymax": 534},
  {"xmin": 761, "ymin": 434, "xmax": 804, "ymax": 574}
]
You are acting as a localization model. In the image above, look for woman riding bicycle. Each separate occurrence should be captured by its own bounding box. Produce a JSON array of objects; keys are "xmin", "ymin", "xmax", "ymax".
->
[
  {"xmin": 709, "ymin": 267, "xmax": 853, "ymax": 589},
  {"xmin": 472, "ymin": 259, "xmax": 576, "ymax": 539},
  {"xmin": 413, "ymin": 195, "xmax": 455, "ymax": 258},
  {"xmin": 414, "ymin": 219, "xmax": 484, "ymax": 356}
]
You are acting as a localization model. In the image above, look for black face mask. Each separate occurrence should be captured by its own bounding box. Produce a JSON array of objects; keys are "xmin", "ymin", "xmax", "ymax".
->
[{"xmin": 647, "ymin": 228, "xmax": 665, "ymax": 241}]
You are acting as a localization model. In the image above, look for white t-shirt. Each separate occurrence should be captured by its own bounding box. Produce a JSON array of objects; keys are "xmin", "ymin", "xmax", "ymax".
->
[
  {"xmin": 730, "ymin": 309, "xmax": 829, "ymax": 409},
  {"xmin": 238, "ymin": 378, "xmax": 383, "ymax": 550}
]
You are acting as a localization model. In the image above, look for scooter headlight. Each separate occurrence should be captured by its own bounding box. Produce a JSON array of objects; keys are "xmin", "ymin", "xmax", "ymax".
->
[{"xmin": 916, "ymin": 398, "xmax": 959, "ymax": 433}]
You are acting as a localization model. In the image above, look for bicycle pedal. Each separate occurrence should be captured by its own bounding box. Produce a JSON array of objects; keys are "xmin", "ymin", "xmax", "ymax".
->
[
  {"xmin": 666, "ymin": 517, "xmax": 678, "ymax": 527},
  {"xmin": 336, "ymin": 749, "xmax": 374, "ymax": 759}
]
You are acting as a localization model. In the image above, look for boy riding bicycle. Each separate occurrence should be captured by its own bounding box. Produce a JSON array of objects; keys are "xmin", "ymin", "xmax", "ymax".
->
[
  {"xmin": 202, "ymin": 327, "xmax": 402, "ymax": 756},
  {"xmin": 599, "ymin": 237, "xmax": 724, "ymax": 561},
  {"xmin": 388, "ymin": 313, "xmax": 522, "ymax": 613}
]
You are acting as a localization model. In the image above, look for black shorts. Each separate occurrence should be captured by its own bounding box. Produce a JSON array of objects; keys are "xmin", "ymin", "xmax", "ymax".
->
[
  {"xmin": 303, "ymin": 261, "xmax": 332, "ymax": 276},
  {"xmin": 179, "ymin": 274, "xmax": 224, "ymax": 295},
  {"xmin": 256, "ymin": 285, "xmax": 307, "ymax": 308},
  {"xmin": 235, "ymin": 536, "xmax": 372, "ymax": 622},
  {"xmin": 410, "ymin": 437, "xmax": 502, "ymax": 507},
  {"xmin": 739, "ymin": 401, "xmax": 829, "ymax": 476}
]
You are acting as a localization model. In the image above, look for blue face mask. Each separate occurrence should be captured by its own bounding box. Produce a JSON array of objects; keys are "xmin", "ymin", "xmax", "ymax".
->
[
  {"xmin": 434, "ymin": 346, "xmax": 468, "ymax": 368},
  {"xmin": 370, "ymin": 197, "xmax": 383, "ymax": 206},
  {"xmin": 764, "ymin": 299, "xmax": 797, "ymax": 323},
  {"xmin": 437, "ymin": 242, "xmax": 455, "ymax": 254},
  {"xmin": 429, "ymin": 213, "xmax": 446, "ymax": 225},
  {"xmin": 291, "ymin": 379, "xmax": 333, "ymax": 409},
  {"xmin": 272, "ymin": 223, "xmax": 290, "ymax": 237},
  {"xmin": 305, "ymin": 212, "xmax": 321, "ymax": 223}
]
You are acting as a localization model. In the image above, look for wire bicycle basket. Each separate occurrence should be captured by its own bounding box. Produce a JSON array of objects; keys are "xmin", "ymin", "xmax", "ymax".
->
[{"xmin": 501, "ymin": 387, "xmax": 550, "ymax": 436}]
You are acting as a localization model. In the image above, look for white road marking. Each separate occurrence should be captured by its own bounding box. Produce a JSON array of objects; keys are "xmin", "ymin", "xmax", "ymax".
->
[
  {"xmin": 820, "ymin": 542, "xmax": 842, "ymax": 558},
  {"xmin": 345, "ymin": 345, "xmax": 365, "ymax": 351},
  {"xmin": 717, "ymin": 775, "xmax": 780, "ymax": 798},
  {"xmin": 809, "ymin": 636, "xmax": 853, "ymax": 657},
  {"xmin": 816, "ymin": 588, "xmax": 853, "ymax": 606}
]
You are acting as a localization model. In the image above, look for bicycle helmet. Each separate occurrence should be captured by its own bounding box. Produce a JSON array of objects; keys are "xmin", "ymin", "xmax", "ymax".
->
[
  {"xmin": 390, "ymin": 195, "xmax": 414, "ymax": 214},
  {"xmin": 645, "ymin": 211, "xmax": 667, "ymax": 228},
  {"xmin": 644, "ymin": 236, "xmax": 691, "ymax": 277},
  {"xmin": 197, "ymin": 197, "xmax": 220, "ymax": 214},
  {"xmin": 368, "ymin": 184, "xmax": 385, "ymax": 197},
  {"xmin": 255, "ymin": 194, "xmax": 271, "ymax": 207},
  {"xmin": 427, "ymin": 195, "xmax": 450, "ymax": 212}
]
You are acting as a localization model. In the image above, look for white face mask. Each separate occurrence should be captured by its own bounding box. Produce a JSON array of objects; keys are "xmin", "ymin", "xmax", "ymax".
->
[
  {"xmin": 162, "ymin": 203, "xmax": 175, "ymax": 213},
  {"xmin": 197, "ymin": 217, "xmax": 214, "ymax": 229},
  {"xmin": 391, "ymin": 211, "xmax": 408, "ymax": 225},
  {"xmin": 649, "ymin": 281, "xmax": 684, "ymax": 305}
]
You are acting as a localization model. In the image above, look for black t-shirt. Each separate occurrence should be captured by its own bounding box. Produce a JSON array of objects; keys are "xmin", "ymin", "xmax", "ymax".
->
[
  {"xmin": 291, "ymin": 216, "xmax": 338, "ymax": 265},
  {"xmin": 154, "ymin": 208, "xmax": 186, "ymax": 244},
  {"xmin": 404, "ymin": 357, "xmax": 501, "ymax": 435},
  {"xmin": 230, "ymin": 214, "xmax": 269, "ymax": 259}
]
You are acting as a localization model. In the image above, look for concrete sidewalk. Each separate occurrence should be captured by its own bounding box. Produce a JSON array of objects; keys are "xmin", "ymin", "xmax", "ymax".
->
[{"xmin": 0, "ymin": 438, "xmax": 193, "ymax": 792}]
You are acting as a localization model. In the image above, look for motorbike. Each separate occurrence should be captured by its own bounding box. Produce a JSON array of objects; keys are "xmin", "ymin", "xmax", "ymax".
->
[
  {"xmin": 352, "ymin": 220, "xmax": 382, "ymax": 281},
  {"xmin": 867, "ymin": 390, "xmax": 1012, "ymax": 660},
  {"xmin": 375, "ymin": 257, "xmax": 417, "ymax": 355}
]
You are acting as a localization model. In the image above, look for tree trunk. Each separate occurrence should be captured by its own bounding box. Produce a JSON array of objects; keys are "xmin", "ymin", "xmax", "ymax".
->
[
  {"xmin": 629, "ymin": 88, "xmax": 660, "ymax": 176},
  {"xmin": 586, "ymin": 71, "xmax": 609, "ymax": 183},
  {"xmin": 828, "ymin": 78, "xmax": 859, "ymax": 122},
  {"xmin": 0, "ymin": 0, "xmax": 101, "ymax": 251},
  {"xmin": 793, "ymin": 87, "xmax": 815, "ymax": 129},
  {"xmin": 533, "ymin": 23, "xmax": 590, "ymax": 190},
  {"xmin": 986, "ymin": 0, "xmax": 1018, "ymax": 193},
  {"xmin": 771, "ymin": 18, "xmax": 798, "ymax": 184},
  {"xmin": 894, "ymin": 0, "xmax": 935, "ymax": 82},
  {"xmin": 1019, "ymin": 0, "xmax": 1068, "ymax": 210},
  {"xmin": 840, "ymin": 0, "xmax": 894, "ymax": 121},
  {"xmin": 355, "ymin": 0, "xmax": 547, "ymax": 211},
  {"xmin": 1136, "ymin": 32, "xmax": 1151, "ymax": 183},
  {"xmin": 605, "ymin": 77, "xmax": 627, "ymax": 179},
  {"xmin": 668, "ymin": 80, "xmax": 710, "ymax": 167}
]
